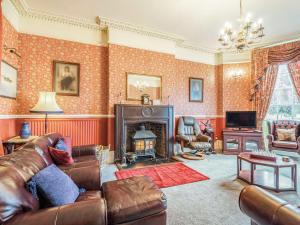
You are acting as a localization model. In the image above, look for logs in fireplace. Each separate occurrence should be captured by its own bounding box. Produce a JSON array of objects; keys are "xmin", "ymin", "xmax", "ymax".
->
[{"xmin": 114, "ymin": 104, "xmax": 174, "ymax": 163}]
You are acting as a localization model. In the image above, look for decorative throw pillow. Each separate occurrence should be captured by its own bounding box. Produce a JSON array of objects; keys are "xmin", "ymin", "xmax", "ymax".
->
[
  {"xmin": 49, "ymin": 137, "xmax": 74, "ymax": 165},
  {"xmin": 49, "ymin": 147, "xmax": 74, "ymax": 165},
  {"xmin": 277, "ymin": 128, "xmax": 296, "ymax": 141},
  {"xmin": 26, "ymin": 164, "xmax": 80, "ymax": 207},
  {"xmin": 55, "ymin": 137, "xmax": 72, "ymax": 155}
]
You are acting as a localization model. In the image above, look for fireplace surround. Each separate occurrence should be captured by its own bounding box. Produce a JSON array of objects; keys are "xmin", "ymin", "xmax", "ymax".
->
[{"xmin": 114, "ymin": 104, "xmax": 174, "ymax": 163}]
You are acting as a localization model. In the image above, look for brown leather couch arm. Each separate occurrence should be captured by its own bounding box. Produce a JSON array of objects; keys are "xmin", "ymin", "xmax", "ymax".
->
[
  {"xmin": 239, "ymin": 185, "xmax": 300, "ymax": 225},
  {"xmin": 197, "ymin": 134, "xmax": 211, "ymax": 143},
  {"xmin": 72, "ymin": 145, "xmax": 97, "ymax": 157},
  {"xmin": 4, "ymin": 199, "xmax": 107, "ymax": 225},
  {"xmin": 266, "ymin": 134, "xmax": 274, "ymax": 149},
  {"xmin": 63, "ymin": 163, "xmax": 101, "ymax": 190}
]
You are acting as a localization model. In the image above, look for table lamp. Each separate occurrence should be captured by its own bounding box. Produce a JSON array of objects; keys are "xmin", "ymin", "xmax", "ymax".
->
[{"xmin": 30, "ymin": 92, "xmax": 63, "ymax": 134}]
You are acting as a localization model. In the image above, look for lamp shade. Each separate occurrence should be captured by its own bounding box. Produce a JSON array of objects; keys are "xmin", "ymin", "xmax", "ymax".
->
[{"xmin": 30, "ymin": 92, "xmax": 63, "ymax": 114}]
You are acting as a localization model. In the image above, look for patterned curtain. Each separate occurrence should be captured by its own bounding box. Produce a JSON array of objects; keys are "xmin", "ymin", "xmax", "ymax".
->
[
  {"xmin": 255, "ymin": 65, "xmax": 278, "ymax": 129},
  {"xmin": 0, "ymin": 0, "xmax": 2, "ymax": 68},
  {"xmin": 251, "ymin": 41, "xmax": 300, "ymax": 129},
  {"xmin": 287, "ymin": 61, "xmax": 300, "ymax": 98}
]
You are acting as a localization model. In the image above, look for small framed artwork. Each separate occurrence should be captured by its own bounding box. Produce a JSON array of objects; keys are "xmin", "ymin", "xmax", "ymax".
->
[
  {"xmin": 0, "ymin": 61, "xmax": 18, "ymax": 99},
  {"xmin": 189, "ymin": 77, "xmax": 204, "ymax": 102},
  {"xmin": 53, "ymin": 61, "xmax": 80, "ymax": 96},
  {"xmin": 127, "ymin": 73, "xmax": 162, "ymax": 101}
]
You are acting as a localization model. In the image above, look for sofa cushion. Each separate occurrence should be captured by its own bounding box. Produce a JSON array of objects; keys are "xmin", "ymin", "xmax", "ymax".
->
[
  {"xmin": 29, "ymin": 164, "xmax": 80, "ymax": 207},
  {"xmin": 0, "ymin": 166, "xmax": 39, "ymax": 223},
  {"xmin": 102, "ymin": 176, "xmax": 167, "ymax": 224},
  {"xmin": 76, "ymin": 191, "xmax": 102, "ymax": 202},
  {"xmin": 273, "ymin": 141, "xmax": 298, "ymax": 149}
]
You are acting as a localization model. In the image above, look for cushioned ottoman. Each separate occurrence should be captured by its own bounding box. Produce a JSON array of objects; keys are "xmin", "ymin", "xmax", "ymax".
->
[{"xmin": 102, "ymin": 176, "xmax": 167, "ymax": 225}]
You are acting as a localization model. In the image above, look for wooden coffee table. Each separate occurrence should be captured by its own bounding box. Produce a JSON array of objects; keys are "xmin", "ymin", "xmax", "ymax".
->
[{"xmin": 237, "ymin": 152, "xmax": 297, "ymax": 192}]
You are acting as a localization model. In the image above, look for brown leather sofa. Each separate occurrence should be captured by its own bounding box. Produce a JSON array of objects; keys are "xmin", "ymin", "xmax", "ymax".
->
[
  {"xmin": 239, "ymin": 185, "xmax": 300, "ymax": 225},
  {"xmin": 0, "ymin": 133, "xmax": 167, "ymax": 225},
  {"xmin": 267, "ymin": 120, "xmax": 300, "ymax": 153},
  {"xmin": 176, "ymin": 116, "xmax": 211, "ymax": 151}
]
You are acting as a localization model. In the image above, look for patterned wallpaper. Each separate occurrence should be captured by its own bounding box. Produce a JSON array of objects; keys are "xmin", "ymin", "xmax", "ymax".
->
[
  {"xmin": 108, "ymin": 44, "xmax": 217, "ymax": 115},
  {"xmin": 0, "ymin": 16, "xmax": 252, "ymax": 117},
  {"xmin": 175, "ymin": 59, "xmax": 217, "ymax": 115},
  {"xmin": 17, "ymin": 34, "xmax": 108, "ymax": 114},
  {"xmin": 0, "ymin": 17, "xmax": 19, "ymax": 114},
  {"xmin": 222, "ymin": 63, "xmax": 252, "ymax": 113}
]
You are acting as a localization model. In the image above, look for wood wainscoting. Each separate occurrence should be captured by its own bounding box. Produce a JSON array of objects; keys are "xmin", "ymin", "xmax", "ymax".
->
[
  {"xmin": 0, "ymin": 116, "xmax": 111, "ymax": 156},
  {"xmin": 16, "ymin": 118, "xmax": 109, "ymax": 146},
  {"xmin": 0, "ymin": 119, "xmax": 18, "ymax": 155}
]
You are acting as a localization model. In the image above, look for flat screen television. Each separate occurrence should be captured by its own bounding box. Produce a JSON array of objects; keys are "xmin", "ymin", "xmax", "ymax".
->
[{"xmin": 226, "ymin": 111, "xmax": 257, "ymax": 129}]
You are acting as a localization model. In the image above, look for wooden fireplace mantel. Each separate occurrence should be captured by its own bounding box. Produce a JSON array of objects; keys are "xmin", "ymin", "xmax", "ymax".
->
[{"xmin": 114, "ymin": 104, "xmax": 174, "ymax": 162}]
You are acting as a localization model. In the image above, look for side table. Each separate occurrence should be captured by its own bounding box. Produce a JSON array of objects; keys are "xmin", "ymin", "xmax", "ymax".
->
[{"xmin": 2, "ymin": 136, "xmax": 38, "ymax": 154}]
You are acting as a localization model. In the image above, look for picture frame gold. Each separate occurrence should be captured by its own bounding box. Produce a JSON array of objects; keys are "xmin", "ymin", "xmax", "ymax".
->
[{"xmin": 126, "ymin": 72, "xmax": 162, "ymax": 101}]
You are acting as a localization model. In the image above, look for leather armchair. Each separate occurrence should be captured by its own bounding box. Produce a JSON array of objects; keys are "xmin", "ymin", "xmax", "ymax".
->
[
  {"xmin": 239, "ymin": 185, "xmax": 300, "ymax": 225},
  {"xmin": 176, "ymin": 116, "xmax": 211, "ymax": 150},
  {"xmin": 267, "ymin": 120, "xmax": 300, "ymax": 154}
]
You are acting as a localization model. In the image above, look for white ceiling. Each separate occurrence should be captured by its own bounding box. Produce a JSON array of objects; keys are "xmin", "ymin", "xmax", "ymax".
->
[{"xmin": 25, "ymin": 0, "xmax": 300, "ymax": 51}]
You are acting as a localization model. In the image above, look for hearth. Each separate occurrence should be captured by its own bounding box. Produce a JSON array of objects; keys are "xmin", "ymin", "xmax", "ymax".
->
[{"xmin": 115, "ymin": 104, "xmax": 174, "ymax": 164}]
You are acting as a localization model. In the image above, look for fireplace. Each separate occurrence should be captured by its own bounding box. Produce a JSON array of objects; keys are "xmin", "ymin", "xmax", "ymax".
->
[
  {"xmin": 115, "ymin": 104, "xmax": 174, "ymax": 163},
  {"xmin": 131, "ymin": 125, "xmax": 156, "ymax": 159}
]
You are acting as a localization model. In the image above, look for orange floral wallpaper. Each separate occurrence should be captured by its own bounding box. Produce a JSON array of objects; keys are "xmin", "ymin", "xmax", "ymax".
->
[
  {"xmin": 222, "ymin": 63, "xmax": 252, "ymax": 112},
  {"xmin": 0, "ymin": 17, "xmax": 19, "ymax": 114},
  {"xmin": 17, "ymin": 34, "xmax": 108, "ymax": 114},
  {"xmin": 108, "ymin": 44, "xmax": 217, "ymax": 115},
  {"xmin": 175, "ymin": 59, "xmax": 217, "ymax": 115},
  {"xmin": 1, "ymin": 16, "xmax": 252, "ymax": 119}
]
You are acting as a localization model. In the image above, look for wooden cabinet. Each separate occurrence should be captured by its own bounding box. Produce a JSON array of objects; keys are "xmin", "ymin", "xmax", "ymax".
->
[{"xmin": 222, "ymin": 129, "xmax": 263, "ymax": 155}]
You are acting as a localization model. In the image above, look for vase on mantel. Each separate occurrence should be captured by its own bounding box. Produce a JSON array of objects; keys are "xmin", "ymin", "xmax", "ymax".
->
[{"xmin": 19, "ymin": 122, "xmax": 31, "ymax": 139}]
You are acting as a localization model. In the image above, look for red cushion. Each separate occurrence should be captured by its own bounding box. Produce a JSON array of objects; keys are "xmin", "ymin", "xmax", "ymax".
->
[{"xmin": 49, "ymin": 147, "xmax": 74, "ymax": 165}]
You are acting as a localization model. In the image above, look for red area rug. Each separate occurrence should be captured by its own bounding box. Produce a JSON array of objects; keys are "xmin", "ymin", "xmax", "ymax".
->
[{"xmin": 115, "ymin": 163, "xmax": 209, "ymax": 188}]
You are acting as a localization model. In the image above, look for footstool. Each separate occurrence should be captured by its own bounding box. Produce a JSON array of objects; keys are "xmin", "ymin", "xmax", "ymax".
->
[{"xmin": 102, "ymin": 176, "xmax": 167, "ymax": 225}]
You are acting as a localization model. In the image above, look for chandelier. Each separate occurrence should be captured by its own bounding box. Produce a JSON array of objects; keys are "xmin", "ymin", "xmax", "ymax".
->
[{"xmin": 218, "ymin": 0, "xmax": 265, "ymax": 52}]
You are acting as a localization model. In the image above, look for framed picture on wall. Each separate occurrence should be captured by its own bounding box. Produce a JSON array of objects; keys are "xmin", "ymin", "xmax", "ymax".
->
[
  {"xmin": 0, "ymin": 61, "xmax": 18, "ymax": 99},
  {"xmin": 126, "ymin": 73, "xmax": 162, "ymax": 101},
  {"xmin": 53, "ymin": 61, "xmax": 80, "ymax": 96},
  {"xmin": 189, "ymin": 77, "xmax": 203, "ymax": 102}
]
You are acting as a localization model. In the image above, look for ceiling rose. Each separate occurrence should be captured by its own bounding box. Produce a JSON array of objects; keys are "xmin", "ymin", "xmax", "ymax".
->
[{"xmin": 218, "ymin": 0, "xmax": 265, "ymax": 52}]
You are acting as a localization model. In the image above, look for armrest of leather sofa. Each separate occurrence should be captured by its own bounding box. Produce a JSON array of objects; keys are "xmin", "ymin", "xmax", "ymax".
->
[
  {"xmin": 63, "ymin": 163, "xmax": 101, "ymax": 190},
  {"xmin": 197, "ymin": 134, "xmax": 211, "ymax": 143},
  {"xmin": 239, "ymin": 185, "xmax": 300, "ymax": 225},
  {"xmin": 4, "ymin": 199, "xmax": 107, "ymax": 225},
  {"xmin": 72, "ymin": 145, "xmax": 97, "ymax": 157}
]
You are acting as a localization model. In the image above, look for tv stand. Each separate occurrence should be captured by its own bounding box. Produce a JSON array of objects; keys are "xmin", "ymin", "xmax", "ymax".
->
[{"xmin": 222, "ymin": 129, "xmax": 263, "ymax": 155}]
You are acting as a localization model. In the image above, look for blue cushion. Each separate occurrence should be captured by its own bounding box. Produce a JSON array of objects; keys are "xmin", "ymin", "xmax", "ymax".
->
[
  {"xmin": 55, "ymin": 138, "xmax": 67, "ymax": 151},
  {"xmin": 28, "ymin": 164, "xmax": 80, "ymax": 206}
]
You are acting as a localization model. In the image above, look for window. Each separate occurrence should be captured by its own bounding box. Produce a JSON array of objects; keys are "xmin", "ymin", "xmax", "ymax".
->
[{"xmin": 266, "ymin": 64, "xmax": 300, "ymax": 120}]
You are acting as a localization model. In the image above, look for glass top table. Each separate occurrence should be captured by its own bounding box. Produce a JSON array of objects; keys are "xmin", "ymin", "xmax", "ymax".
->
[{"xmin": 237, "ymin": 152, "xmax": 297, "ymax": 192}]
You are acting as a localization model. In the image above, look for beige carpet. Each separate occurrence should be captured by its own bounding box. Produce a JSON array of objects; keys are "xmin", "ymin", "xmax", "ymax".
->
[{"xmin": 101, "ymin": 154, "xmax": 300, "ymax": 225}]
